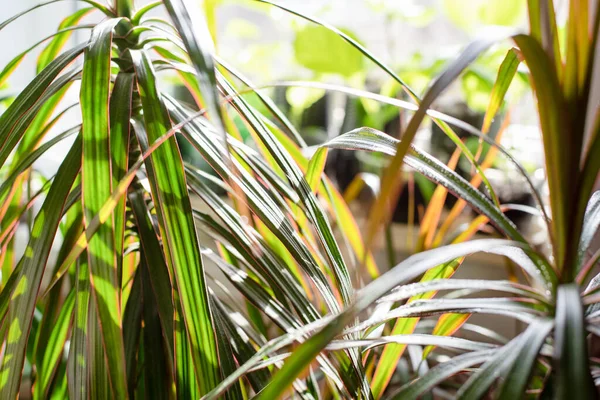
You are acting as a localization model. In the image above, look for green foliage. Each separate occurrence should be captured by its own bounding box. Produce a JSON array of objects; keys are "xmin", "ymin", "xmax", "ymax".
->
[
  {"xmin": 443, "ymin": 0, "xmax": 526, "ymax": 30},
  {"xmin": 0, "ymin": 0, "xmax": 598, "ymax": 399},
  {"xmin": 294, "ymin": 25, "xmax": 364, "ymax": 77}
]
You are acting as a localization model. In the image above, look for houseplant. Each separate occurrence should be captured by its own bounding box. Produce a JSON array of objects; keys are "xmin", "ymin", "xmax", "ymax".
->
[
  {"xmin": 250, "ymin": 1, "xmax": 600, "ymax": 399},
  {"xmin": 0, "ymin": 0, "xmax": 598, "ymax": 399}
]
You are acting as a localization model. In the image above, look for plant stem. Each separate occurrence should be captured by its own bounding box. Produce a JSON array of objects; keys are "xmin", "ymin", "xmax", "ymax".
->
[{"xmin": 116, "ymin": 0, "xmax": 134, "ymax": 18}]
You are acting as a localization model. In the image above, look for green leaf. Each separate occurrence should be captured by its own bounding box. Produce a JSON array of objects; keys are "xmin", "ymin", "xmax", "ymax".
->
[
  {"xmin": 554, "ymin": 283, "xmax": 595, "ymax": 398},
  {"xmin": 0, "ymin": 1, "xmax": 112, "ymax": 32},
  {"xmin": 527, "ymin": 0, "xmax": 562, "ymax": 76},
  {"xmin": 49, "ymin": 358, "xmax": 69, "ymax": 399},
  {"xmin": 305, "ymin": 147, "xmax": 328, "ymax": 194},
  {"xmin": 482, "ymin": 48, "xmax": 520, "ymax": 134},
  {"xmin": 174, "ymin": 297, "xmax": 199, "ymax": 400},
  {"xmin": 293, "ymin": 25, "xmax": 363, "ymax": 77},
  {"xmin": 14, "ymin": 87, "xmax": 73, "ymax": 165},
  {"xmin": 67, "ymin": 256, "xmax": 90, "ymax": 400},
  {"xmin": 455, "ymin": 321, "xmax": 544, "ymax": 399},
  {"xmin": 422, "ymin": 313, "xmax": 470, "ymax": 358},
  {"xmin": 247, "ymin": 239, "xmax": 528, "ymax": 399},
  {"xmin": 109, "ymin": 72, "xmax": 134, "ymax": 291},
  {"xmin": 513, "ymin": 34, "xmax": 573, "ymax": 272},
  {"xmin": 122, "ymin": 269, "xmax": 143, "ymax": 397},
  {"xmin": 577, "ymin": 113, "xmax": 600, "ymax": 257},
  {"xmin": 496, "ymin": 318, "xmax": 553, "ymax": 399},
  {"xmin": 34, "ymin": 201, "xmax": 83, "ymax": 399},
  {"xmin": 210, "ymin": 296, "xmax": 271, "ymax": 394},
  {"xmin": 365, "ymin": 37, "xmax": 501, "ymax": 266},
  {"xmin": 378, "ymin": 279, "xmax": 549, "ymax": 304},
  {"xmin": 388, "ymin": 350, "xmax": 495, "ymax": 399},
  {"xmin": 34, "ymin": 290, "xmax": 75, "ymax": 400},
  {"xmin": 141, "ymin": 261, "xmax": 173, "ymax": 398},
  {"xmin": 0, "ymin": 138, "xmax": 81, "ymax": 399},
  {"xmin": 163, "ymin": 0, "xmax": 226, "ymax": 136},
  {"xmin": 0, "ymin": 125, "xmax": 78, "ymax": 201},
  {"xmin": 576, "ymin": 191, "xmax": 600, "ymax": 272},
  {"xmin": 210, "ymin": 297, "xmax": 244, "ymax": 400},
  {"xmin": 316, "ymin": 127, "xmax": 555, "ymax": 288},
  {"xmin": 129, "ymin": 187, "xmax": 174, "ymax": 362},
  {"xmin": 130, "ymin": 49, "xmax": 220, "ymax": 395},
  {"xmin": 80, "ymin": 18, "xmax": 127, "ymax": 398},
  {"xmin": 0, "ymin": 44, "xmax": 84, "ymax": 169},
  {"xmin": 0, "ymin": 92, "xmax": 76, "ymax": 248},
  {"xmin": 564, "ymin": 0, "xmax": 590, "ymax": 107},
  {"xmin": 37, "ymin": 8, "xmax": 93, "ymax": 72},
  {"xmin": 215, "ymin": 57, "xmax": 306, "ymax": 147},
  {"xmin": 132, "ymin": 1, "xmax": 163, "ymax": 25},
  {"xmin": 88, "ymin": 292, "xmax": 113, "ymax": 398},
  {"xmin": 0, "ymin": 24, "xmax": 87, "ymax": 88}
]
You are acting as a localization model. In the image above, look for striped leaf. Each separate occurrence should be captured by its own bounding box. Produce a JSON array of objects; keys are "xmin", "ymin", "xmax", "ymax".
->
[
  {"xmin": 245, "ymin": 239, "xmax": 527, "ymax": 399},
  {"xmin": 67, "ymin": 256, "xmax": 90, "ymax": 400},
  {"xmin": 80, "ymin": 18, "xmax": 128, "ymax": 398},
  {"xmin": 0, "ymin": 44, "xmax": 84, "ymax": 169},
  {"xmin": 554, "ymin": 283, "xmax": 595, "ymax": 398},
  {"xmin": 163, "ymin": 0, "xmax": 226, "ymax": 136},
  {"xmin": 109, "ymin": 73, "xmax": 134, "ymax": 289},
  {"xmin": 130, "ymin": 48, "xmax": 220, "ymax": 395},
  {"xmin": 33, "ymin": 290, "xmax": 75, "ymax": 400},
  {"xmin": 0, "ymin": 138, "xmax": 81, "ymax": 399}
]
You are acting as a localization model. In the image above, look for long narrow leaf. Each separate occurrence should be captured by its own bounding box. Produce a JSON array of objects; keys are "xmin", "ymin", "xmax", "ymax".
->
[
  {"xmin": 0, "ymin": 44, "xmax": 84, "ymax": 169},
  {"xmin": 0, "ymin": 138, "xmax": 81, "ymax": 399},
  {"xmin": 33, "ymin": 290, "xmax": 75, "ymax": 400},
  {"xmin": 80, "ymin": 18, "xmax": 127, "ymax": 398},
  {"xmin": 496, "ymin": 318, "xmax": 553, "ymax": 399},
  {"xmin": 109, "ymin": 72, "xmax": 134, "ymax": 290},
  {"xmin": 577, "ymin": 191, "xmax": 600, "ymax": 271},
  {"xmin": 387, "ymin": 350, "xmax": 495, "ymax": 399},
  {"xmin": 315, "ymin": 127, "xmax": 555, "ymax": 288},
  {"xmin": 243, "ymin": 239, "xmax": 527, "ymax": 399},
  {"xmin": 163, "ymin": 0, "xmax": 226, "ymax": 136},
  {"xmin": 513, "ymin": 34, "xmax": 573, "ymax": 272},
  {"xmin": 554, "ymin": 283, "xmax": 595, "ymax": 398},
  {"xmin": 131, "ymin": 49, "xmax": 220, "ymax": 395},
  {"xmin": 67, "ymin": 256, "xmax": 90, "ymax": 400}
]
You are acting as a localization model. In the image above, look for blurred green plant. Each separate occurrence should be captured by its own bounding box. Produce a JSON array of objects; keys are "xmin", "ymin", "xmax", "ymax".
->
[{"xmin": 294, "ymin": 25, "xmax": 364, "ymax": 78}]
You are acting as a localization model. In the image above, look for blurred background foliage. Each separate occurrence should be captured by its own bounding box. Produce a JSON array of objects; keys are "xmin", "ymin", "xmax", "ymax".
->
[{"xmin": 167, "ymin": 0, "xmax": 541, "ymax": 228}]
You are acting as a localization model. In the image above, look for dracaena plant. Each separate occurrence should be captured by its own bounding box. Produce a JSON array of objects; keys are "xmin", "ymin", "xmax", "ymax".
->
[
  {"xmin": 246, "ymin": 1, "xmax": 600, "ymax": 399},
  {"xmin": 0, "ymin": 0, "xmax": 599, "ymax": 400}
]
